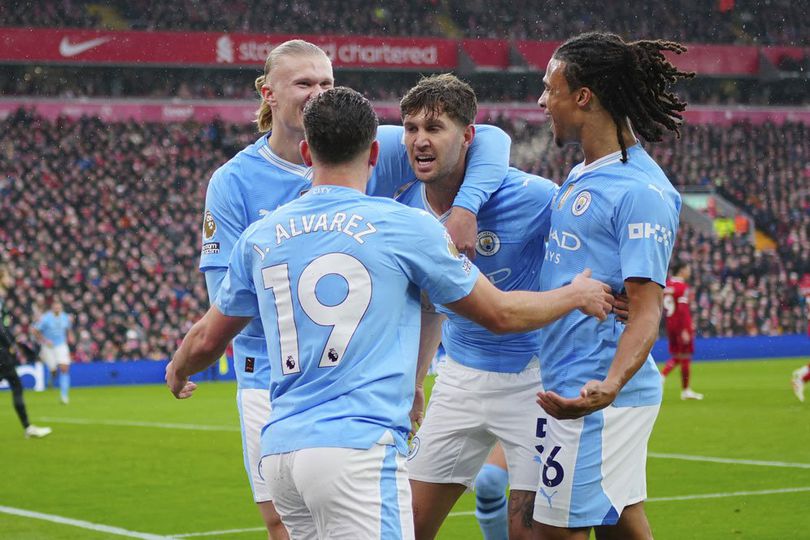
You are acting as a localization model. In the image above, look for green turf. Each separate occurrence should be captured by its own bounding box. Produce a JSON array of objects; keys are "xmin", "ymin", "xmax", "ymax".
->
[{"xmin": 0, "ymin": 358, "xmax": 808, "ymax": 538}]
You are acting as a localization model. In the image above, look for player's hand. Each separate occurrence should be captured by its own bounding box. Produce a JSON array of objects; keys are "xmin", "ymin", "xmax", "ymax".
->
[
  {"xmin": 612, "ymin": 292, "xmax": 629, "ymax": 323},
  {"xmin": 572, "ymin": 269, "xmax": 613, "ymax": 321},
  {"xmin": 409, "ymin": 384, "xmax": 425, "ymax": 438},
  {"xmin": 681, "ymin": 329, "xmax": 690, "ymax": 344},
  {"xmin": 536, "ymin": 380, "xmax": 619, "ymax": 420},
  {"xmin": 165, "ymin": 360, "xmax": 197, "ymax": 399},
  {"xmin": 445, "ymin": 206, "xmax": 478, "ymax": 260}
]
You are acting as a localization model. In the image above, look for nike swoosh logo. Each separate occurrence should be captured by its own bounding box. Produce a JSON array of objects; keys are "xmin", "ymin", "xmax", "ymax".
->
[{"xmin": 59, "ymin": 37, "xmax": 111, "ymax": 57}]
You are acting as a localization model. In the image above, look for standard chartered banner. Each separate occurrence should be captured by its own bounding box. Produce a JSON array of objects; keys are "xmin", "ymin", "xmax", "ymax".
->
[
  {"xmin": 0, "ymin": 28, "xmax": 805, "ymax": 74},
  {"xmin": 0, "ymin": 28, "xmax": 457, "ymax": 69}
]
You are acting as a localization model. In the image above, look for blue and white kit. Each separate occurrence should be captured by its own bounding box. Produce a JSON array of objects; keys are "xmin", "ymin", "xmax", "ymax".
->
[
  {"xmin": 534, "ymin": 144, "xmax": 681, "ymax": 527},
  {"xmin": 397, "ymin": 168, "xmax": 559, "ymax": 492},
  {"xmin": 199, "ymin": 125, "xmax": 509, "ymax": 501}
]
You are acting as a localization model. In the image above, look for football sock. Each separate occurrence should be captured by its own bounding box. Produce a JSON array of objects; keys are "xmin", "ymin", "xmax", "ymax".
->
[
  {"xmin": 474, "ymin": 464, "xmax": 509, "ymax": 540},
  {"xmin": 60, "ymin": 372, "xmax": 70, "ymax": 401},
  {"xmin": 680, "ymin": 357, "xmax": 691, "ymax": 389}
]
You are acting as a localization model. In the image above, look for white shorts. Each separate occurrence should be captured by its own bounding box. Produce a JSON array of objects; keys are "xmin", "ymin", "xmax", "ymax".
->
[
  {"xmin": 237, "ymin": 388, "xmax": 272, "ymax": 503},
  {"xmin": 260, "ymin": 441, "xmax": 414, "ymax": 540},
  {"xmin": 532, "ymin": 403, "xmax": 660, "ymax": 528},
  {"xmin": 41, "ymin": 343, "xmax": 70, "ymax": 371},
  {"xmin": 407, "ymin": 356, "xmax": 544, "ymax": 492}
]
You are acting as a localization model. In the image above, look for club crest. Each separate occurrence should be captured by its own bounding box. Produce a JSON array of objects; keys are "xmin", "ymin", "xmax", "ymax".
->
[
  {"xmin": 476, "ymin": 231, "xmax": 501, "ymax": 256},
  {"xmin": 571, "ymin": 191, "xmax": 592, "ymax": 216}
]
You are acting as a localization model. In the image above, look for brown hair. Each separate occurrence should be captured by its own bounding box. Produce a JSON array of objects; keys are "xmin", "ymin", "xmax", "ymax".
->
[
  {"xmin": 400, "ymin": 73, "xmax": 477, "ymax": 126},
  {"xmin": 254, "ymin": 40, "xmax": 330, "ymax": 133}
]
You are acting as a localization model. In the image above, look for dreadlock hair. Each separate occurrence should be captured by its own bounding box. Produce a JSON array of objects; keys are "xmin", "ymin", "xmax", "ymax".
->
[
  {"xmin": 553, "ymin": 32, "xmax": 695, "ymax": 163},
  {"xmin": 253, "ymin": 40, "xmax": 330, "ymax": 133}
]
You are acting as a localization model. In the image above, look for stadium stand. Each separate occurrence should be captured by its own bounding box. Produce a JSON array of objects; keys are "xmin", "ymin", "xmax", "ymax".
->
[
  {"xmin": 0, "ymin": 108, "xmax": 807, "ymax": 361},
  {"xmin": 2, "ymin": 0, "xmax": 807, "ymax": 45},
  {"xmin": 1, "ymin": 2, "xmax": 809, "ymax": 361},
  {"xmin": 0, "ymin": 109, "xmax": 256, "ymax": 361}
]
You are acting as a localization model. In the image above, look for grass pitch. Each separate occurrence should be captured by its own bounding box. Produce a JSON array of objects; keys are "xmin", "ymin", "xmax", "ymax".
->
[{"xmin": 1, "ymin": 358, "xmax": 808, "ymax": 539}]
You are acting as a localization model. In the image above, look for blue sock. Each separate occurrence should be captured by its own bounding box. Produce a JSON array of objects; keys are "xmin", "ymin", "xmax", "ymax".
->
[
  {"xmin": 474, "ymin": 463, "xmax": 509, "ymax": 540},
  {"xmin": 59, "ymin": 372, "xmax": 70, "ymax": 401}
]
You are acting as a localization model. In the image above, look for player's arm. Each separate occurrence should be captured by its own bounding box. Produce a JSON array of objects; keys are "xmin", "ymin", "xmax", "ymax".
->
[
  {"xmin": 166, "ymin": 306, "xmax": 251, "ymax": 399},
  {"xmin": 204, "ymin": 268, "xmax": 227, "ymax": 305},
  {"xmin": 445, "ymin": 269, "xmax": 612, "ymax": 334},
  {"xmin": 31, "ymin": 326, "xmax": 50, "ymax": 347},
  {"xmin": 200, "ymin": 167, "xmax": 247, "ymax": 304},
  {"xmin": 398, "ymin": 208, "xmax": 613, "ymax": 335},
  {"xmin": 171, "ymin": 233, "xmax": 259, "ymax": 399},
  {"xmin": 538, "ymin": 278, "xmax": 662, "ymax": 419},
  {"xmin": 411, "ymin": 296, "xmax": 446, "ymax": 435},
  {"xmin": 445, "ymin": 125, "xmax": 510, "ymax": 258}
]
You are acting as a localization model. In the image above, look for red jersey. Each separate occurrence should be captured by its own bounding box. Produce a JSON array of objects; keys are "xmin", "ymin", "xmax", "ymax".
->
[{"xmin": 663, "ymin": 277, "xmax": 692, "ymax": 332}]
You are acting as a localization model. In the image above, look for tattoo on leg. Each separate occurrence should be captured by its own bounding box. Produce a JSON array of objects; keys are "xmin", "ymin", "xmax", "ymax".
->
[{"xmin": 508, "ymin": 491, "xmax": 536, "ymax": 530}]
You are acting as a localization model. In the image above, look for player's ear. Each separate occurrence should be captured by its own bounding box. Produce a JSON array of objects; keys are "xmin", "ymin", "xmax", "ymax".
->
[
  {"xmin": 261, "ymin": 83, "xmax": 275, "ymax": 107},
  {"xmin": 300, "ymin": 140, "xmax": 313, "ymax": 166},
  {"xmin": 368, "ymin": 140, "xmax": 380, "ymax": 167},
  {"xmin": 463, "ymin": 124, "xmax": 475, "ymax": 148},
  {"xmin": 576, "ymin": 86, "xmax": 594, "ymax": 109}
]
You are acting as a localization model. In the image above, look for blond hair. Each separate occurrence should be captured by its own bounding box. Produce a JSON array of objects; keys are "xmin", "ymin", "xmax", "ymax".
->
[{"xmin": 254, "ymin": 39, "xmax": 330, "ymax": 133}]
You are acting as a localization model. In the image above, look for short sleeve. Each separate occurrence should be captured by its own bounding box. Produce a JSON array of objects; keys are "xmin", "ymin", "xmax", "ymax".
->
[
  {"xmin": 388, "ymin": 207, "xmax": 480, "ymax": 305},
  {"xmin": 452, "ymin": 125, "xmax": 510, "ymax": 214},
  {"xmin": 200, "ymin": 167, "xmax": 248, "ymax": 272},
  {"xmin": 615, "ymin": 185, "xmax": 679, "ymax": 287},
  {"xmin": 214, "ymin": 233, "xmax": 260, "ymax": 318},
  {"xmin": 367, "ymin": 125, "xmax": 414, "ymax": 199}
]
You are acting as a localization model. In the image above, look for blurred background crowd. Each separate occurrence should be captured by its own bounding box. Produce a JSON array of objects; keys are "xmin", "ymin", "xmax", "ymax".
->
[{"xmin": 1, "ymin": 0, "xmax": 808, "ymax": 361}]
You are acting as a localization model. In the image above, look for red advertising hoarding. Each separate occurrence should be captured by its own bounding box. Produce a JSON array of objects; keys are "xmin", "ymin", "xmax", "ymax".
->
[
  {"xmin": 0, "ymin": 28, "xmax": 806, "ymax": 74},
  {"xmin": 0, "ymin": 28, "xmax": 457, "ymax": 69}
]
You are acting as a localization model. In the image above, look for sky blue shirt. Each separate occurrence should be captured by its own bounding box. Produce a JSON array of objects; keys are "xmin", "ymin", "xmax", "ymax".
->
[
  {"xmin": 200, "ymin": 125, "xmax": 509, "ymax": 389},
  {"xmin": 396, "ymin": 167, "xmax": 558, "ymax": 373},
  {"xmin": 538, "ymin": 144, "xmax": 681, "ymax": 406},
  {"xmin": 35, "ymin": 311, "xmax": 71, "ymax": 346},
  {"xmin": 215, "ymin": 186, "xmax": 479, "ymax": 455}
]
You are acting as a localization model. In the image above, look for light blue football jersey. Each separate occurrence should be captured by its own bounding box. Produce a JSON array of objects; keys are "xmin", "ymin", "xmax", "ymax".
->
[
  {"xmin": 396, "ymin": 167, "xmax": 558, "ymax": 373},
  {"xmin": 215, "ymin": 186, "xmax": 479, "ymax": 455},
  {"xmin": 35, "ymin": 311, "xmax": 71, "ymax": 346},
  {"xmin": 538, "ymin": 144, "xmax": 681, "ymax": 406},
  {"xmin": 200, "ymin": 126, "xmax": 509, "ymax": 389}
]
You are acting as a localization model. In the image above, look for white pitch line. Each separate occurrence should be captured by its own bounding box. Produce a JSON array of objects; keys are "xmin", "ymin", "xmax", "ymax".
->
[
  {"xmin": 647, "ymin": 486, "xmax": 810, "ymax": 502},
  {"xmin": 172, "ymin": 527, "xmax": 266, "ymax": 538},
  {"xmin": 0, "ymin": 505, "xmax": 172, "ymax": 539},
  {"xmin": 172, "ymin": 486, "xmax": 810, "ymax": 537},
  {"xmin": 39, "ymin": 417, "xmax": 240, "ymax": 432},
  {"xmin": 649, "ymin": 452, "xmax": 810, "ymax": 470}
]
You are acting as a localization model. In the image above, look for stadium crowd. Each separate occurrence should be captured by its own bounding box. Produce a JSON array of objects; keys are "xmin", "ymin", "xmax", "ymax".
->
[
  {"xmin": 1, "ymin": 0, "xmax": 807, "ymax": 45},
  {"xmin": 0, "ymin": 109, "xmax": 253, "ymax": 361},
  {"xmin": 0, "ymin": 109, "xmax": 807, "ymax": 362},
  {"xmin": 4, "ymin": 66, "xmax": 808, "ymax": 107}
]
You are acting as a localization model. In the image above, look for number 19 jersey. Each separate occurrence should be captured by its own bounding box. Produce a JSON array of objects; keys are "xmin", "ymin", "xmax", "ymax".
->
[{"xmin": 215, "ymin": 186, "xmax": 479, "ymax": 456}]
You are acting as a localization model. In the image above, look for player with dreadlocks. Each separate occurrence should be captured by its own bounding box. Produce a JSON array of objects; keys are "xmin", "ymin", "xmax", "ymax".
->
[{"xmin": 531, "ymin": 32, "xmax": 692, "ymax": 539}]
